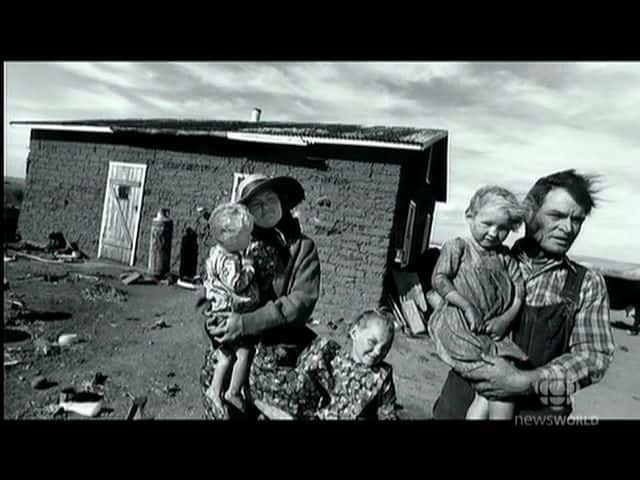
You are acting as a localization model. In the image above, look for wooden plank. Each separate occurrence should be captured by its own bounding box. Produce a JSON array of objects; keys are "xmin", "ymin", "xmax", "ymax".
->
[
  {"xmin": 398, "ymin": 295, "xmax": 427, "ymax": 335},
  {"xmin": 386, "ymin": 294, "xmax": 409, "ymax": 332},
  {"xmin": 391, "ymin": 270, "xmax": 428, "ymax": 312}
]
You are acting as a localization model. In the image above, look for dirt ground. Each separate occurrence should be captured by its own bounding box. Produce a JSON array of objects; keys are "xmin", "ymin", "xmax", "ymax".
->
[{"xmin": 3, "ymin": 257, "xmax": 639, "ymax": 420}]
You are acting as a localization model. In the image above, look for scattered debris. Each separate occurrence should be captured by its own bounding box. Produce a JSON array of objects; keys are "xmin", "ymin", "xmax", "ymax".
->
[
  {"xmin": 4, "ymin": 352, "xmax": 22, "ymax": 367},
  {"xmin": 121, "ymin": 271, "xmax": 143, "ymax": 285},
  {"xmin": 164, "ymin": 384, "xmax": 181, "ymax": 397},
  {"xmin": 81, "ymin": 282, "xmax": 128, "ymax": 303},
  {"xmin": 150, "ymin": 320, "xmax": 170, "ymax": 330},
  {"xmin": 160, "ymin": 274, "xmax": 178, "ymax": 286},
  {"xmin": 176, "ymin": 278, "xmax": 199, "ymax": 290},
  {"xmin": 13, "ymin": 251, "xmax": 64, "ymax": 264},
  {"xmin": 59, "ymin": 399, "xmax": 103, "ymax": 417},
  {"xmin": 34, "ymin": 338, "xmax": 61, "ymax": 357},
  {"xmin": 71, "ymin": 273, "xmax": 101, "ymax": 282},
  {"xmin": 57, "ymin": 333, "xmax": 80, "ymax": 347},
  {"xmin": 93, "ymin": 372, "xmax": 108, "ymax": 386},
  {"xmin": 167, "ymin": 372, "xmax": 175, "ymax": 378},
  {"xmin": 119, "ymin": 271, "xmax": 157, "ymax": 285},
  {"xmin": 620, "ymin": 345, "xmax": 630, "ymax": 352},
  {"xmin": 4, "ymin": 255, "xmax": 16, "ymax": 263}
]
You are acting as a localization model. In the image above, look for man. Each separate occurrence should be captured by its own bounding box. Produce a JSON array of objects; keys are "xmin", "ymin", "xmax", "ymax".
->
[{"xmin": 432, "ymin": 169, "xmax": 615, "ymax": 420}]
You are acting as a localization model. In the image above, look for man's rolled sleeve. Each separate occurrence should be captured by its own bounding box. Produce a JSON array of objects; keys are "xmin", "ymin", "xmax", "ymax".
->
[{"xmin": 535, "ymin": 269, "xmax": 615, "ymax": 398}]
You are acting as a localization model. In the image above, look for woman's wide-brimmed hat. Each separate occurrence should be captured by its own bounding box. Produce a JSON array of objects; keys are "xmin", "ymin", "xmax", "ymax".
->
[{"xmin": 236, "ymin": 173, "xmax": 305, "ymax": 210}]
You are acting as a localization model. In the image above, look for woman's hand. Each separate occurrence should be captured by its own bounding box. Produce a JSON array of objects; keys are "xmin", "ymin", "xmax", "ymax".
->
[{"xmin": 205, "ymin": 312, "xmax": 243, "ymax": 344}]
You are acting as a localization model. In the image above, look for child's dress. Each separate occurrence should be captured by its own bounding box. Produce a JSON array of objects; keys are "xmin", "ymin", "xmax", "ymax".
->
[
  {"xmin": 203, "ymin": 244, "xmax": 260, "ymax": 317},
  {"xmin": 293, "ymin": 337, "xmax": 398, "ymax": 420},
  {"xmin": 202, "ymin": 240, "xmax": 278, "ymax": 347},
  {"xmin": 428, "ymin": 237, "xmax": 528, "ymax": 374}
]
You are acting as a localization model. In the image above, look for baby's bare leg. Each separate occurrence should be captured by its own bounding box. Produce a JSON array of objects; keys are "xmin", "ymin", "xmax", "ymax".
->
[
  {"xmin": 488, "ymin": 400, "xmax": 515, "ymax": 420},
  {"xmin": 225, "ymin": 345, "xmax": 254, "ymax": 412},
  {"xmin": 466, "ymin": 393, "xmax": 490, "ymax": 420},
  {"xmin": 207, "ymin": 348, "xmax": 233, "ymax": 419}
]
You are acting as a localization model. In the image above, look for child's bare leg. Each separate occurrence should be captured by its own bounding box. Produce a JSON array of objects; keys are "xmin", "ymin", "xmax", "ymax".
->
[
  {"xmin": 207, "ymin": 348, "xmax": 233, "ymax": 419},
  {"xmin": 224, "ymin": 345, "xmax": 254, "ymax": 413},
  {"xmin": 466, "ymin": 393, "xmax": 490, "ymax": 419},
  {"xmin": 488, "ymin": 400, "xmax": 515, "ymax": 419}
]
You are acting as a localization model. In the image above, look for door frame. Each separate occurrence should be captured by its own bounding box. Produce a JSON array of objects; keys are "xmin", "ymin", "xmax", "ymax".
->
[{"xmin": 97, "ymin": 161, "xmax": 148, "ymax": 266}]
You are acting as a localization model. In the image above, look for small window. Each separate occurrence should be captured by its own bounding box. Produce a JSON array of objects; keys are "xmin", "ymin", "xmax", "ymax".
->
[
  {"xmin": 117, "ymin": 185, "xmax": 130, "ymax": 200},
  {"xmin": 399, "ymin": 200, "xmax": 416, "ymax": 268},
  {"xmin": 421, "ymin": 212, "xmax": 433, "ymax": 255}
]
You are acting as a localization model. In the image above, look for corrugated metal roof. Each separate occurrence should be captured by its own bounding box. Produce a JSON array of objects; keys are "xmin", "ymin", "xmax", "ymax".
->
[{"xmin": 11, "ymin": 119, "xmax": 447, "ymax": 151}]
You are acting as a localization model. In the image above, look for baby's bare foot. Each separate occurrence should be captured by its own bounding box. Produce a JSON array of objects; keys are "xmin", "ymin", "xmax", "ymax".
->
[
  {"xmin": 224, "ymin": 392, "xmax": 246, "ymax": 413},
  {"xmin": 206, "ymin": 386, "xmax": 230, "ymax": 419}
]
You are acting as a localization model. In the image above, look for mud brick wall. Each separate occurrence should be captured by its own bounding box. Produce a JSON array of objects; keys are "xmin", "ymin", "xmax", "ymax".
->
[
  {"xmin": 20, "ymin": 135, "xmax": 119, "ymax": 256},
  {"xmin": 19, "ymin": 131, "xmax": 404, "ymax": 324}
]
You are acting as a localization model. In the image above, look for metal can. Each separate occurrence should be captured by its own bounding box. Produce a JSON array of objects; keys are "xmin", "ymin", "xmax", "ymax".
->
[{"xmin": 148, "ymin": 208, "xmax": 173, "ymax": 277}]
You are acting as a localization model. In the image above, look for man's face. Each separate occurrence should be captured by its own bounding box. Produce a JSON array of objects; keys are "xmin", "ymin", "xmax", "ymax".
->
[{"xmin": 528, "ymin": 188, "xmax": 587, "ymax": 256}]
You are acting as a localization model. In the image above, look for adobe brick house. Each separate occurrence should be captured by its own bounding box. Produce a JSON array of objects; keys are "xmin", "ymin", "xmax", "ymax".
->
[{"xmin": 13, "ymin": 119, "xmax": 448, "ymax": 322}]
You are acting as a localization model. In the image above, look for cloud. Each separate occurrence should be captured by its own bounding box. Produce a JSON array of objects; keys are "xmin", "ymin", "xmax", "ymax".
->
[{"xmin": 4, "ymin": 61, "xmax": 640, "ymax": 263}]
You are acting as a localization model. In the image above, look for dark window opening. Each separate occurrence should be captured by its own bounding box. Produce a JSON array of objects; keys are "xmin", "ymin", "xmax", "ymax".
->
[{"xmin": 117, "ymin": 185, "xmax": 130, "ymax": 200}]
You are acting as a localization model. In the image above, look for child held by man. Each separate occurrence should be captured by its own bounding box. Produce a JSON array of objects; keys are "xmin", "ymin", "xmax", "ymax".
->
[{"xmin": 428, "ymin": 185, "xmax": 529, "ymax": 420}]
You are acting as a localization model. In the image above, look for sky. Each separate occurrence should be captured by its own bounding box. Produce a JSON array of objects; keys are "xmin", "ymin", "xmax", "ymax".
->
[{"xmin": 4, "ymin": 61, "xmax": 640, "ymax": 264}]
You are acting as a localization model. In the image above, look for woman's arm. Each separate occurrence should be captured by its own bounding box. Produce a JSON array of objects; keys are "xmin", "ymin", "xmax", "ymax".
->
[
  {"xmin": 240, "ymin": 239, "xmax": 320, "ymax": 336},
  {"xmin": 207, "ymin": 238, "xmax": 320, "ymax": 342}
]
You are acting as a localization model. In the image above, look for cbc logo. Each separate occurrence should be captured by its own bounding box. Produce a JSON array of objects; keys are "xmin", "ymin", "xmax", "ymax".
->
[{"xmin": 537, "ymin": 377, "xmax": 577, "ymax": 407}]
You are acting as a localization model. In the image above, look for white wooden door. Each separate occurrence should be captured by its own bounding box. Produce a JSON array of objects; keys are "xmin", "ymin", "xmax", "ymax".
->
[{"xmin": 98, "ymin": 162, "xmax": 147, "ymax": 265}]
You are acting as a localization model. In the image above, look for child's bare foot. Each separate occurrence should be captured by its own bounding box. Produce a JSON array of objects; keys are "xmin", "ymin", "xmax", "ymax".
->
[
  {"xmin": 206, "ymin": 386, "xmax": 230, "ymax": 419},
  {"xmin": 224, "ymin": 392, "xmax": 247, "ymax": 414}
]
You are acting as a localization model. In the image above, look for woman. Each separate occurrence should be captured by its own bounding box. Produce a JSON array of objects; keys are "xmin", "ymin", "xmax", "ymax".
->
[{"xmin": 199, "ymin": 173, "xmax": 321, "ymax": 419}]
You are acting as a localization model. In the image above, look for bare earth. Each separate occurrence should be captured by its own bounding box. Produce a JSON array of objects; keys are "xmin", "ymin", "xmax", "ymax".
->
[{"xmin": 3, "ymin": 258, "xmax": 639, "ymax": 420}]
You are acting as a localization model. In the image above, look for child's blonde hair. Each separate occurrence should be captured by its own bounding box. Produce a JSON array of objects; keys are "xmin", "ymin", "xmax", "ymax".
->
[
  {"xmin": 353, "ymin": 307, "xmax": 395, "ymax": 339},
  {"xmin": 465, "ymin": 185, "xmax": 526, "ymax": 231},
  {"xmin": 209, "ymin": 202, "xmax": 254, "ymax": 244}
]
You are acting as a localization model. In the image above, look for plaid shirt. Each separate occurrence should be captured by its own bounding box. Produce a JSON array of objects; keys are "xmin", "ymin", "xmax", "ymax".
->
[{"xmin": 512, "ymin": 239, "xmax": 615, "ymax": 400}]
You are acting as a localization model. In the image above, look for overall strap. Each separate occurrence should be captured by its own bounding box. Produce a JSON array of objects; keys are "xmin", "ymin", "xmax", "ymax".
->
[
  {"xmin": 559, "ymin": 263, "xmax": 587, "ymax": 332},
  {"xmin": 561, "ymin": 263, "xmax": 587, "ymax": 304}
]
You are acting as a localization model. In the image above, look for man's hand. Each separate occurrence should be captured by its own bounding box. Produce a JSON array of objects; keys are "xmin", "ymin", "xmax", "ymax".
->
[
  {"xmin": 463, "ymin": 354, "xmax": 537, "ymax": 400},
  {"xmin": 205, "ymin": 312, "xmax": 243, "ymax": 344}
]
